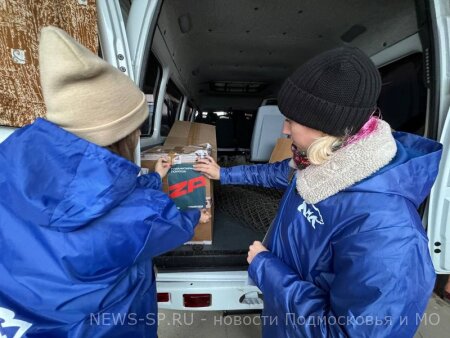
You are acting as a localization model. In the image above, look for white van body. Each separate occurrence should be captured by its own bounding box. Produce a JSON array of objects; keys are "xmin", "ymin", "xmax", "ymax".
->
[
  {"xmin": 425, "ymin": 0, "xmax": 450, "ymax": 274},
  {"xmin": 97, "ymin": 0, "xmax": 450, "ymax": 310},
  {"xmin": 1, "ymin": 0, "xmax": 449, "ymax": 312}
]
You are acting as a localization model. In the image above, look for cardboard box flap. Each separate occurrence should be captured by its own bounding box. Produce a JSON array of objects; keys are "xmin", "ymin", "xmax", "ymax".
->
[
  {"xmin": 270, "ymin": 138, "xmax": 292, "ymax": 163},
  {"xmin": 164, "ymin": 121, "xmax": 217, "ymax": 153},
  {"xmin": 141, "ymin": 143, "xmax": 212, "ymax": 163}
]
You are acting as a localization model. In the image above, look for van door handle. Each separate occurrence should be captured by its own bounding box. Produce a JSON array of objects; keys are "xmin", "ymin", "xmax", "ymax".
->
[{"xmin": 239, "ymin": 291, "xmax": 264, "ymax": 305}]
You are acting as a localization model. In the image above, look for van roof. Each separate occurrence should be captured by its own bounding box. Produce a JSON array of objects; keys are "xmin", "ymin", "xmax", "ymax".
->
[{"xmin": 154, "ymin": 0, "xmax": 418, "ymax": 110}]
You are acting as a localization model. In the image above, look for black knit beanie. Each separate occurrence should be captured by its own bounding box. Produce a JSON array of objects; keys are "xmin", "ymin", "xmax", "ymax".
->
[{"xmin": 278, "ymin": 46, "xmax": 381, "ymax": 136}]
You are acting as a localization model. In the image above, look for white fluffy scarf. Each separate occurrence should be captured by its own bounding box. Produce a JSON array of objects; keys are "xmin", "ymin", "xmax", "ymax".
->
[{"xmin": 291, "ymin": 120, "xmax": 397, "ymax": 204}]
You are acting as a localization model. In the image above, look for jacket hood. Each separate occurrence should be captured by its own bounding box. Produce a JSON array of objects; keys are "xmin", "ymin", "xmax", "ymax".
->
[
  {"xmin": 348, "ymin": 131, "xmax": 442, "ymax": 208},
  {"xmin": 295, "ymin": 120, "xmax": 442, "ymax": 207},
  {"xmin": 0, "ymin": 118, "xmax": 140, "ymax": 232}
]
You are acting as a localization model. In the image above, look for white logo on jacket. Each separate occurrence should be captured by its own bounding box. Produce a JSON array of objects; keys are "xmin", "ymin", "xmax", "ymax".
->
[
  {"xmin": 297, "ymin": 201, "xmax": 324, "ymax": 229},
  {"xmin": 0, "ymin": 307, "xmax": 32, "ymax": 338}
]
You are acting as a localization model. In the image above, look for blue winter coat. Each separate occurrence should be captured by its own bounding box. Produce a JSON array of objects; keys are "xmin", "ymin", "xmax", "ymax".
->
[
  {"xmin": 0, "ymin": 118, "xmax": 200, "ymax": 337},
  {"xmin": 221, "ymin": 130, "xmax": 442, "ymax": 338}
]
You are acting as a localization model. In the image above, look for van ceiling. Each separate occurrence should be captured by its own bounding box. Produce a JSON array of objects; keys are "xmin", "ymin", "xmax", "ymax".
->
[{"xmin": 156, "ymin": 0, "xmax": 418, "ymax": 111}]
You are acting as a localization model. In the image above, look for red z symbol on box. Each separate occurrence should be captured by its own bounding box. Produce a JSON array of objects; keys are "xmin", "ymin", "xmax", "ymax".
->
[{"xmin": 169, "ymin": 176, "xmax": 207, "ymax": 199}]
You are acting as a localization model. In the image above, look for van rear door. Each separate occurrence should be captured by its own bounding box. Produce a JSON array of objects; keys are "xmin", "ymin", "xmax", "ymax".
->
[
  {"xmin": 427, "ymin": 111, "xmax": 450, "ymax": 273},
  {"xmin": 426, "ymin": 0, "xmax": 450, "ymax": 274},
  {"xmin": 96, "ymin": 0, "xmax": 162, "ymax": 163},
  {"xmin": 96, "ymin": 0, "xmax": 161, "ymax": 85}
]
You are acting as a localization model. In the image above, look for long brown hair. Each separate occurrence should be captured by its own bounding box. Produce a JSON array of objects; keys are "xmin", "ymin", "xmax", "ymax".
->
[{"xmin": 106, "ymin": 128, "xmax": 140, "ymax": 162}]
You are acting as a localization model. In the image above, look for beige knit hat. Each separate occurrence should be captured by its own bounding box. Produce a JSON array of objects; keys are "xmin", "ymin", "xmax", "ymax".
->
[{"xmin": 39, "ymin": 26, "xmax": 148, "ymax": 146}]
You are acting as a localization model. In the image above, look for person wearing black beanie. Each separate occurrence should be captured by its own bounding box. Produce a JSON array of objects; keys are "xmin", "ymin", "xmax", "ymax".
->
[
  {"xmin": 278, "ymin": 46, "xmax": 381, "ymax": 137},
  {"xmin": 195, "ymin": 47, "xmax": 442, "ymax": 337}
]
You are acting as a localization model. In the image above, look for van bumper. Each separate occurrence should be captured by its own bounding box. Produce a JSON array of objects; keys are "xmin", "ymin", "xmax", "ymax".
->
[{"xmin": 156, "ymin": 271, "xmax": 264, "ymax": 311}]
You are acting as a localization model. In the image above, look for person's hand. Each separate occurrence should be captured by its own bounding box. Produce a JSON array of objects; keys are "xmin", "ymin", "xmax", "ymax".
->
[
  {"xmin": 154, "ymin": 156, "xmax": 171, "ymax": 179},
  {"xmin": 247, "ymin": 241, "xmax": 269, "ymax": 264},
  {"xmin": 193, "ymin": 155, "xmax": 221, "ymax": 180},
  {"xmin": 199, "ymin": 208, "xmax": 211, "ymax": 223}
]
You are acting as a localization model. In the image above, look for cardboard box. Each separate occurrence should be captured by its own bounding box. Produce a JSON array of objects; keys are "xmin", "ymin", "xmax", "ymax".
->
[
  {"xmin": 141, "ymin": 144, "xmax": 212, "ymax": 210},
  {"xmin": 141, "ymin": 121, "xmax": 217, "ymax": 245},
  {"xmin": 164, "ymin": 121, "xmax": 218, "ymax": 159},
  {"xmin": 269, "ymin": 138, "xmax": 292, "ymax": 163}
]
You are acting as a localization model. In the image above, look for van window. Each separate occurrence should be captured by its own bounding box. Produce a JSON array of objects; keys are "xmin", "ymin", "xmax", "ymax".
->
[
  {"xmin": 161, "ymin": 80, "xmax": 182, "ymax": 136},
  {"xmin": 377, "ymin": 53, "xmax": 426, "ymax": 135},
  {"xmin": 141, "ymin": 53, "xmax": 161, "ymax": 136},
  {"xmin": 119, "ymin": 0, "xmax": 131, "ymax": 24},
  {"xmin": 183, "ymin": 102, "xmax": 194, "ymax": 121}
]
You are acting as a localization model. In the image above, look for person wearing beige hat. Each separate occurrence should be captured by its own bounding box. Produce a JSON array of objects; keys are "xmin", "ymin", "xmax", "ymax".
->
[{"xmin": 0, "ymin": 26, "xmax": 208, "ymax": 337}]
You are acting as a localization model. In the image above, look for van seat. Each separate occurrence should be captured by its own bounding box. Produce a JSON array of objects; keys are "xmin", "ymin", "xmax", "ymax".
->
[{"xmin": 250, "ymin": 104, "xmax": 285, "ymax": 162}]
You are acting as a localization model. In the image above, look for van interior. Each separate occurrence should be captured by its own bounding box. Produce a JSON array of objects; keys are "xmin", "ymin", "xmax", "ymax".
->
[{"xmin": 129, "ymin": 0, "xmax": 436, "ymax": 271}]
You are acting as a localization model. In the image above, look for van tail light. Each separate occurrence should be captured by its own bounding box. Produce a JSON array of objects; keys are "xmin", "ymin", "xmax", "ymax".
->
[
  {"xmin": 183, "ymin": 294, "xmax": 211, "ymax": 307},
  {"xmin": 157, "ymin": 292, "xmax": 170, "ymax": 303}
]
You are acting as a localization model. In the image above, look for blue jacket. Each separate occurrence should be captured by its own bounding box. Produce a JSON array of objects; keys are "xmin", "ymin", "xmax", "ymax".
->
[
  {"xmin": 221, "ymin": 130, "xmax": 442, "ymax": 338},
  {"xmin": 0, "ymin": 118, "xmax": 200, "ymax": 338}
]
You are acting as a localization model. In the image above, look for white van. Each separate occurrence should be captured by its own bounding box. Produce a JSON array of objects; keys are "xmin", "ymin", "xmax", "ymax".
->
[{"xmin": 2, "ymin": 0, "xmax": 449, "ymax": 312}]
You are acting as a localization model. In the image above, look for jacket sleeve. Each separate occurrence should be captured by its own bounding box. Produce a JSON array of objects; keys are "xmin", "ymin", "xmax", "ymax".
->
[
  {"xmin": 66, "ymin": 188, "xmax": 200, "ymax": 278},
  {"xmin": 137, "ymin": 172, "xmax": 162, "ymax": 190},
  {"xmin": 133, "ymin": 173, "xmax": 200, "ymax": 258},
  {"xmin": 134, "ymin": 189, "xmax": 200, "ymax": 260},
  {"xmin": 220, "ymin": 159, "xmax": 291, "ymax": 189},
  {"xmin": 248, "ymin": 224, "xmax": 435, "ymax": 337},
  {"xmin": 73, "ymin": 187, "xmax": 200, "ymax": 276}
]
